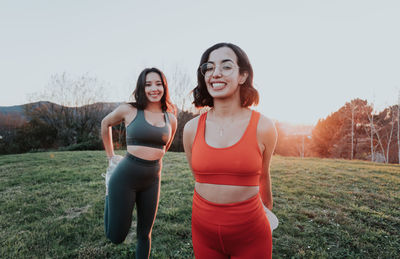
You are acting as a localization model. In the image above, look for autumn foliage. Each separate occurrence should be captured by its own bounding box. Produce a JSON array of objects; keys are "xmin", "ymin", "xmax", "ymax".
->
[{"xmin": 275, "ymin": 98, "xmax": 399, "ymax": 163}]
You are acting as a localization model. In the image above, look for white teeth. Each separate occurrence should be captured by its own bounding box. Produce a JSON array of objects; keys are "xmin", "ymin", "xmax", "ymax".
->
[{"xmin": 212, "ymin": 83, "xmax": 225, "ymax": 88}]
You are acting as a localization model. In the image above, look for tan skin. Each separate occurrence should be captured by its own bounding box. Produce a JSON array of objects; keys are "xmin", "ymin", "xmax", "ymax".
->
[
  {"xmin": 183, "ymin": 47, "xmax": 277, "ymax": 210},
  {"xmin": 101, "ymin": 72, "xmax": 177, "ymax": 161}
]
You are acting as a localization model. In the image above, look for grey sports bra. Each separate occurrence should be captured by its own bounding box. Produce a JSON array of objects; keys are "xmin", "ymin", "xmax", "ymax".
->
[{"xmin": 126, "ymin": 109, "xmax": 171, "ymax": 149}]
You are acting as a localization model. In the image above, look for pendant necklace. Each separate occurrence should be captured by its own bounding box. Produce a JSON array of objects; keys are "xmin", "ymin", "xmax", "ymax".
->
[
  {"xmin": 212, "ymin": 109, "xmax": 232, "ymax": 137},
  {"xmin": 219, "ymin": 126, "xmax": 224, "ymax": 137}
]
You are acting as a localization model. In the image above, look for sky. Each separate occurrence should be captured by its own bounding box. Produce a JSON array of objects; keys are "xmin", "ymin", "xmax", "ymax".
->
[{"xmin": 1, "ymin": 0, "xmax": 399, "ymax": 125}]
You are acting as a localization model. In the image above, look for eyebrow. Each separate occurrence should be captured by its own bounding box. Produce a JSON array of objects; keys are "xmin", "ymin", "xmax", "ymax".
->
[
  {"xmin": 145, "ymin": 80, "xmax": 162, "ymax": 84},
  {"xmin": 207, "ymin": 59, "xmax": 234, "ymax": 64}
]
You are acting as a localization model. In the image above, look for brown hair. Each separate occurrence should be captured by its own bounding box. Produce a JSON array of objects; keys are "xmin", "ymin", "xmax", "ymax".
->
[
  {"xmin": 192, "ymin": 42, "xmax": 259, "ymax": 108},
  {"xmin": 130, "ymin": 67, "xmax": 176, "ymax": 114}
]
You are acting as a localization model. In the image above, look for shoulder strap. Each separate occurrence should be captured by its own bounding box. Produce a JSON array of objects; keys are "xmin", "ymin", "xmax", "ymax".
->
[
  {"xmin": 134, "ymin": 109, "xmax": 143, "ymax": 123},
  {"xmin": 193, "ymin": 112, "xmax": 207, "ymax": 145},
  {"xmin": 199, "ymin": 112, "xmax": 207, "ymax": 134},
  {"xmin": 164, "ymin": 111, "xmax": 170, "ymax": 124},
  {"xmin": 238, "ymin": 110, "xmax": 260, "ymax": 146},
  {"xmin": 250, "ymin": 110, "xmax": 260, "ymax": 129},
  {"xmin": 248, "ymin": 110, "xmax": 261, "ymax": 137}
]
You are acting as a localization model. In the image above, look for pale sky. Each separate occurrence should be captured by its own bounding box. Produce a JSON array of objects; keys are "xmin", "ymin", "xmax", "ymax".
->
[{"xmin": 1, "ymin": 0, "xmax": 399, "ymax": 125}]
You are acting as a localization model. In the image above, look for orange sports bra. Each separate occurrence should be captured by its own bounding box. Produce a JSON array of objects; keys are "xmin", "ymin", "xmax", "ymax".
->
[{"xmin": 191, "ymin": 110, "xmax": 263, "ymax": 186}]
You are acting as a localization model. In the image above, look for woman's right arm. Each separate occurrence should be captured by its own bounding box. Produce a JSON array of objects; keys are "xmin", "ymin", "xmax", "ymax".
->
[
  {"xmin": 101, "ymin": 103, "xmax": 133, "ymax": 159},
  {"xmin": 183, "ymin": 116, "xmax": 199, "ymax": 174}
]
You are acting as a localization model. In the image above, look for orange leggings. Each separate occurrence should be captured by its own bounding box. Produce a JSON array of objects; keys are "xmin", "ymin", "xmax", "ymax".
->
[{"xmin": 191, "ymin": 190, "xmax": 272, "ymax": 259}]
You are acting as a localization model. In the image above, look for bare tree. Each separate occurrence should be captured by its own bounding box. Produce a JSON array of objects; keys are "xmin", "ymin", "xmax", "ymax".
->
[
  {"xmin": 397, "ymin": 91, "xmax": 400, "ymax": 163},
  {"xmin": 362, "ymin": 100, "xmax": 380, "ymax": 162},
  {"xmin": 0, "ymin": 112, "xmax": 26, "ymax": 147},
  {"xmin": 168, "ymin": 66, "xmax": 194, "ymax": 112},
  {"xmin": 366, "ymin": 111, "xmax": 386, "ymax": 163},
  {"xmin": 366, "ymin": 105, "xmax": 398, "ymax": 163},
  {"xmin": 342, "ymin": 99, "xmax": 370, "ymax": 160},
  {"xmin": 294, "ymin": 127, "xmax": 312, "ymax": 158},
  {"xmin": 379, "ymin": 107, "xmax": 396, "ymax": 163},
  {"xmin": 27, "ymin": 73, "xmax": 108, "ymax": 147},
  {"xmin": 386, "ymin": 107, "xmax": 395, "ymax": 162},
  {"xmin": 350, "ymin": 102, "xmax": 357, "ymax": 160},
  {"xmin": 370, "ymin": 102, "xmax": 375, "ymax": 162},
  {"xmin": 0, "ymin": 113, "xmax": 25, "ymax": 135}
]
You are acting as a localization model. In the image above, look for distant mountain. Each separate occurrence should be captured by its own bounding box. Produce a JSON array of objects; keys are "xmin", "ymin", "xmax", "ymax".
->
[
  {"xmin": 0, "ymin": 101, "xmax": 120, "ymax": 128},
  {"xmin": 0, "ymin": 101, "xmax": 55, "ymax": 120},
  {"xmin": 0, "ymin": 104, "xmax": 26, "ymax": 118},
  {"xmin": 0, "ymin": 103, "xmax": 30, "ymax": 128}
]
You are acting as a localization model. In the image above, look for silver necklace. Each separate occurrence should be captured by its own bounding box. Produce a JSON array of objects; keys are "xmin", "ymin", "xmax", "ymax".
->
[
  {"xmin": 218, "ymin": 125, "xmax": 224, "ymax": 137},
  {"xmin": 211, "ymin": 110, "xmax": 233, "ymax": 137}
]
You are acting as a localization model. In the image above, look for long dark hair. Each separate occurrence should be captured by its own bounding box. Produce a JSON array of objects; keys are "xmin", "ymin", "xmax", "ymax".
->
[
  {"xmin": 192, "ymin": 42, "xmax": 259, "ymax": 108},
  {"xmin": 130, "ymin": 67, "xmax": 175, "ymax": 114}
]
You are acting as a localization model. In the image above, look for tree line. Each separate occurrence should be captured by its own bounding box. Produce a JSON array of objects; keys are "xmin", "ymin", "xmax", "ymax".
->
[
  {"xmin": 274, "ymin": 98, "xmax": 400, "ymax": 164},
  {"xmin": 0, "ymin": 72, "xmax": 197, "ymax": 155},
  {"xmin": 1, "ymin": 73, "xmax": 399, "ymax": 163},
  {"xmin": 2, "ymin": 97, "xmax": 398, "ymax": 164},
  {"xmin": 0, "ymin": 102, "xmax": 196, "ymax": 154}
]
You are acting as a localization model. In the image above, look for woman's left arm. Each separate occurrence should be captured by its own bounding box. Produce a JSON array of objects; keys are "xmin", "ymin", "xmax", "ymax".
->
[
  {"xmin": 258, "ymin": 115, "xmax": 278, "ymax": 210},
  {"xmin": 165, "ymin": 113, "xmax": 178, "ymax": 151}
]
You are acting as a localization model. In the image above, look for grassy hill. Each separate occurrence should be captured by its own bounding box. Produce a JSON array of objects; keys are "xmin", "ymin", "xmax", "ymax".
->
[{"xmin": 0, "ymin": 151, "xmax": 399, "ymax": 258}]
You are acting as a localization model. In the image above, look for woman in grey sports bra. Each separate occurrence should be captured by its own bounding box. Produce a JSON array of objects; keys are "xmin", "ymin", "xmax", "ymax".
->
[{"xmin": 101, "ymin": 67, "xmax": 177, "ymax": 259}]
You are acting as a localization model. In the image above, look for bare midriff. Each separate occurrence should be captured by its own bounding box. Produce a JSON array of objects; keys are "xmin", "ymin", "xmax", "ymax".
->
[
  {"xmin": 195, "ymin": 182, "xmax": 259, "ymax": 204},
  {"xmin": 127, "ymin": 145, "xmax": 165, "ymax": 160}
]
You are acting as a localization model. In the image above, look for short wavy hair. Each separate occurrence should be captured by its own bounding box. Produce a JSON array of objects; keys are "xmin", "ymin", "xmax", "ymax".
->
[
  {"xmin": 192, "ymin": 42, "xmax": 259, "ymax": 108},
  {"xmin": 130, "ymin": 67, "xmax": 176, "ymax": 114}
]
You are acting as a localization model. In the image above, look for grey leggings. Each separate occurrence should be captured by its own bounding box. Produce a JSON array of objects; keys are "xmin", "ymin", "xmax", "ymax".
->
[{"xmin": 104, "ymin": 152, "xmax": 161, "ymax": 259}]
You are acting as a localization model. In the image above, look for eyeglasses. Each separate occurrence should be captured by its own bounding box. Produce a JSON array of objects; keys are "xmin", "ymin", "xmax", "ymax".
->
[{"xmin": 199, "ymin": 61, "xmax": 239, "ymax": 77}]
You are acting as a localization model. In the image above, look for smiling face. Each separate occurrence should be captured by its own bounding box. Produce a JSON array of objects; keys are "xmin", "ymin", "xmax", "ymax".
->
[
  {"xmin": 144, "ymin": 72, "xmax": 164, "ymax": 103},
  {"xmin": 193, "ymin": 43, "xmax": 258, "ymax": 108},
  {"xmin": 205, "ymin": 47, "xmax": 248, "ymax": 100}
]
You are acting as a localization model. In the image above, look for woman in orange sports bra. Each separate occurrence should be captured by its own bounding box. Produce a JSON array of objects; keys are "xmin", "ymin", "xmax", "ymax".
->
[{"xmin": 183, "ymin": 43, "xmax": 277, "ymax": 259}]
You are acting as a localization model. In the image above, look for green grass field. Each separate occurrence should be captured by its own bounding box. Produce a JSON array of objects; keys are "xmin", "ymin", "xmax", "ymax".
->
[{"xmin": 0, "ymin": 151, "xmax": 399, "ymax": 258}]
